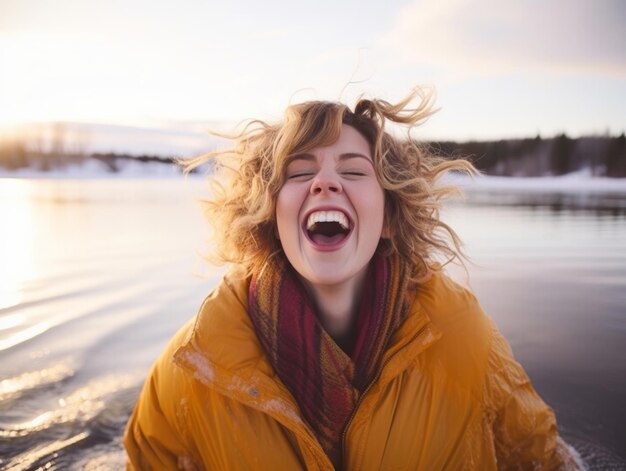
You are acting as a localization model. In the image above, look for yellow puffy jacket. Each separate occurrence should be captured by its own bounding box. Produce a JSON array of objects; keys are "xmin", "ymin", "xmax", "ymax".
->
[{"xmin": 125, "ymin": 271, "xmax": 581, "ymax": 470}]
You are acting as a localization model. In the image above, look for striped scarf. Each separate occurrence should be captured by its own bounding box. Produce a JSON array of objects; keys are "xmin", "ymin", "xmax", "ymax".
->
[{"xmin": 248, "ymin": 253, "xmax": 414, "ymax": 469}]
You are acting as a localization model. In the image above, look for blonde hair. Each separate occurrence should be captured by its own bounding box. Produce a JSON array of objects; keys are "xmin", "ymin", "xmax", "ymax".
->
[{"xmin": 186, "ymin": 88, "xmax": 475, "ymax": 280}]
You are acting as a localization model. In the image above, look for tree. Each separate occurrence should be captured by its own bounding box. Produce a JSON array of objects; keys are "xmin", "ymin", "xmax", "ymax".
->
[
  {"xmin": 606, "ymin": 133, "xmax": 626, "ymax": 178},
  {"xmin": 550, "ymin": 134, "xmax": 572, "ymax": 176}
]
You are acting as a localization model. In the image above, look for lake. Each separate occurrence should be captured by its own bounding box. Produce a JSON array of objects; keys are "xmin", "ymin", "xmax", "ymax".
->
[{"xmin": 1, "ymin": 177, "xmax": 625, "ymax": 470}]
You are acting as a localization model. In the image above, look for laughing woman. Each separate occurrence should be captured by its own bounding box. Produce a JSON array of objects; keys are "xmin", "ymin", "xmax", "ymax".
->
[{"xmin": 124, "ymin": 89, "xmax": 583, "ymax": 470}]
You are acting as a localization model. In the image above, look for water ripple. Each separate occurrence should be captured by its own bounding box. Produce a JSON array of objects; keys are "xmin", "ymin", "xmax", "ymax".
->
[
  {"xmin": 3, "ymin": 431, "xmax": 90, "ymax": 471},
  {"xmin": 0, "ymin": 361, "xmax": 75, "ymax": 403}
]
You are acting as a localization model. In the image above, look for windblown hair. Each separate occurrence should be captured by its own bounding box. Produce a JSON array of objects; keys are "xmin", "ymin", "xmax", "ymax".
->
[{"xmin": 186, "ymin": 88, "xmax": 475, "ymax": 280}]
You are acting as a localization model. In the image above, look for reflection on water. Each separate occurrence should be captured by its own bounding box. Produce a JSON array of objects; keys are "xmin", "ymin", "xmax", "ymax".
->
[
  {"xmin": 0, "ymin": 180, "xmax": 38, "ymax": 311},
  {"xmin": 0, "ymin": 178, "xmax": 625, "ymax": 469},
  {"xmin": 0, "ymin": 177, "xmax": 217, "ymax": 470},
  {"xmin": 0, "ymin": 361, "xmax": 75, "ymax": 402},
  {"xmin": 3, "ymin": 372, "xmax": 133, "ymax": 440},
  {"xmin": 7, "ymin": 432, "xmax": 90, "ymax": 471},
  {"xmin": 465, "ymin": 188, "xmax": 626, "ymax": 213}
]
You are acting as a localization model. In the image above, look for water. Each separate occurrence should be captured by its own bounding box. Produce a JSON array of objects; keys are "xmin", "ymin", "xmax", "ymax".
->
[{"xmin": 1, "ymin": 178, "xmax": 625, "ymax": 470}]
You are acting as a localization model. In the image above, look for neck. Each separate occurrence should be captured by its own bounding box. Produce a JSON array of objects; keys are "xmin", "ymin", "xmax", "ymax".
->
[{"xmin": 303, "ymin": 269, "xmax": 368, "ymax": 341}]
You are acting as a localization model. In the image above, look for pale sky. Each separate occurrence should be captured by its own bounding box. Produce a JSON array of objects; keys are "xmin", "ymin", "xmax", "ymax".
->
[{"xmin": 1, "ymin": 0, "xmax": 625, "ymax": 141}]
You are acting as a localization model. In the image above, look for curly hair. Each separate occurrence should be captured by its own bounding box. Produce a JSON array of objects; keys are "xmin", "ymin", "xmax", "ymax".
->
[{"xmin": 185, "ymin": 87, "xmax": 475, "ymax": 280}]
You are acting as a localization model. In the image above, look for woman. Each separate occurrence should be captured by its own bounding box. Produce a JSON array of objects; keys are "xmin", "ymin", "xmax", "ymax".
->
[{"xmin": 124, "ymin": 89, "xmax": 583, "ymax": 470}]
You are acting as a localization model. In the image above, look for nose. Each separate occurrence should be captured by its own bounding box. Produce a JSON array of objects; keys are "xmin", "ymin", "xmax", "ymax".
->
[{"xmin": 310, "ymin": 172, "xmax": 342, "ymax": 195}]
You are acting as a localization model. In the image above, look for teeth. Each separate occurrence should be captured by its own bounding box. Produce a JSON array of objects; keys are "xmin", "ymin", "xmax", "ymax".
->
[{"xmin": 306, "ymin": 210, "xmax": 349, "ymax": 231}]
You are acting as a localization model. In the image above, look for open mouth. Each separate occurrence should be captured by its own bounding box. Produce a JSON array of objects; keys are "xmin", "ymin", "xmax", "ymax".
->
[{"xmin": 305, "ymin": 210, "xmax": 351, "ymax": 246}]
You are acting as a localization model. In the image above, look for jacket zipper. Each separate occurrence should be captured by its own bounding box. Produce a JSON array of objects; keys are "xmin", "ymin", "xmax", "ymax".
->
[{"xmin": 340, "ymin": 324, "xmax": 428, "ymax": 469}]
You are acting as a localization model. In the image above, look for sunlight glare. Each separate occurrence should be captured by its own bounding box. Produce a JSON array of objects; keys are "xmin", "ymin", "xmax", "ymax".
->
[{"xmin": 0, "ymin": 179, "xmax": 38, "ymax": 310}]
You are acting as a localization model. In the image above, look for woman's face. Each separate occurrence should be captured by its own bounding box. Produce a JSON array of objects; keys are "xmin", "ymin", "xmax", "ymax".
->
[{"xmin": 276, "ymin": 124, "xmax": 386, "ymax": 293}]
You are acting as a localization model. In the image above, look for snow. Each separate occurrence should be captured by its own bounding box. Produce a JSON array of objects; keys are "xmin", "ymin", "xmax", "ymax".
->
[
  {"xmin": 0, "ymin": 159, "xmax": 186, "ymax": 179},
  {"xmin": 177, "ymin": 350, "xmax": 216, "ymax": 385}
]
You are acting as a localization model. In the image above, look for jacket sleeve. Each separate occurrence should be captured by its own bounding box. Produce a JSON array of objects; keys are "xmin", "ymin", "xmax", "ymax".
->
[
  {"xmin": 485, "ymin": 323, "xmax": 585, "ymax": 470},
  {"xmin": 124, "ymin": 339, "xmax": 198, "ymax": 470}
]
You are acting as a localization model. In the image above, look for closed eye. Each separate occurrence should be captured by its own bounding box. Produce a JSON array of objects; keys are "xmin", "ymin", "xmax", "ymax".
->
[
  {"xmin": 342, "ymin": 171, "xmax": 368, "ymax": 177},
  {"xmin": 287, "ymin": 172, "xmax": 315, "ymax": 180}
]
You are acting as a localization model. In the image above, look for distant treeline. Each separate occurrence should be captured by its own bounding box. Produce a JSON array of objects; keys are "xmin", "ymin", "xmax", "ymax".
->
[
  {"xmin": 1, "ymin": 133, "xmax": 625, "ymax": 177},
  {"xmin": 429, "ymin": 134, "xmax": 626, "ymax": 177},
  {"xmin": 91, "ymin": 152, "xmax": 175, "ymax": 172},
  {"xmin": 0, "ymin": 146, "xmax": 180, "ymax": 173}
]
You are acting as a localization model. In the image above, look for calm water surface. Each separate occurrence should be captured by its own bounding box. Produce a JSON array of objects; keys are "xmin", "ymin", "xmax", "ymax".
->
[{"xmin": 0, "ymin": 178, "xmax": 625, "ymax": 470}]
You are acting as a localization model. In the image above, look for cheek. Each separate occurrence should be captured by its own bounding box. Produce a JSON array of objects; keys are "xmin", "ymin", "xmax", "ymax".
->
[
  {"xmin": 364, "ymin": 185, "xmax": 385, "ymax": 218},
  {"xmin": 363, "ymin": 186, "xmax": 386, "ymax": 237}
]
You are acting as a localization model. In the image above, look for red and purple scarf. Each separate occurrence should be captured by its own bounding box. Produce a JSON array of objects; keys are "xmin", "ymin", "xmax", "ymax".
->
[{"xmin": 248, "ymin": 253, "xmax": 414, "ymax": 468}]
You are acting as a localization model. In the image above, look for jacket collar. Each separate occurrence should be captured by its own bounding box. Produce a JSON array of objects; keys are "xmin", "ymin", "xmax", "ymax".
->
[{"xmin": 173, "ymin": 270, "xmax": 441, "ymax": 425}]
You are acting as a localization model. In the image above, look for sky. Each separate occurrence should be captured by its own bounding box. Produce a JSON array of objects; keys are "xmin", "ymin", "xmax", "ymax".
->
[{"xmin": 1, "ymin": 0, "xmax": 625, "ymax": 144}]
